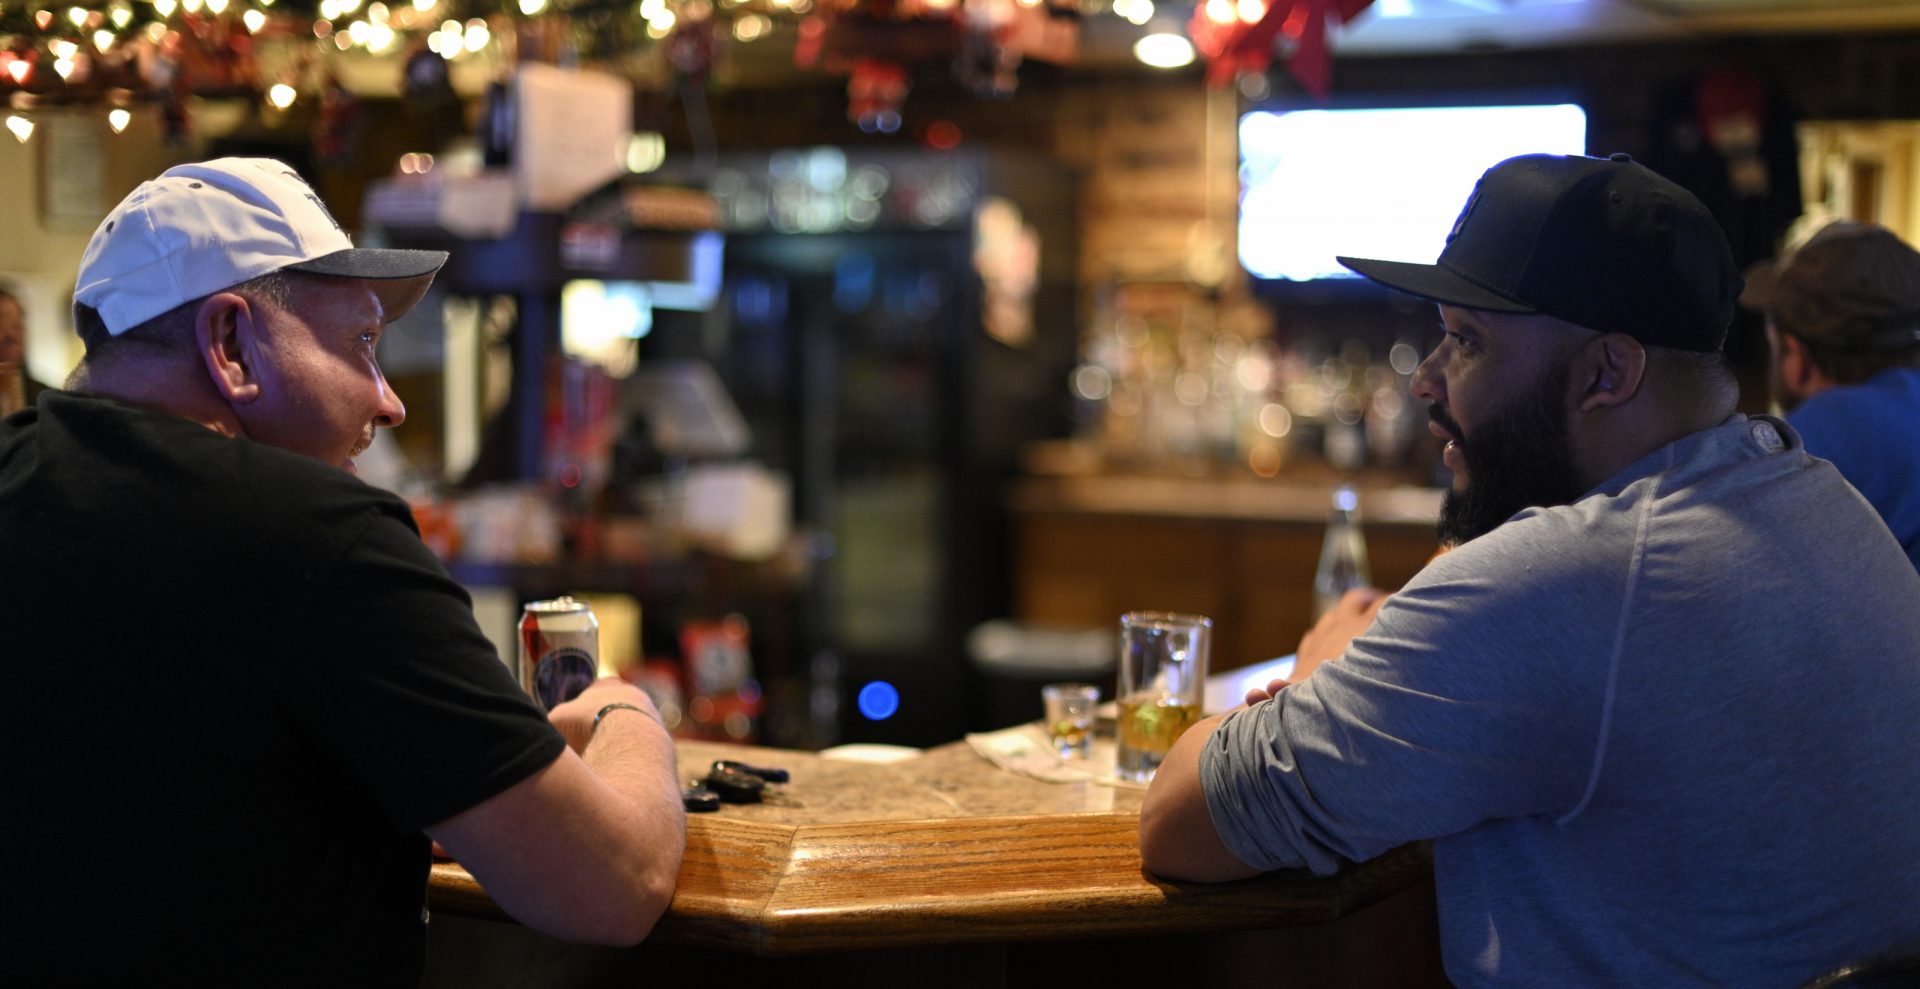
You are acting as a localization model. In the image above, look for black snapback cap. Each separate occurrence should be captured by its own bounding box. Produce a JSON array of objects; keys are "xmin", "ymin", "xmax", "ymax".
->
[{"xmin": 1338, "ymin": 153, "xmax": 1742, "ymax": 352}]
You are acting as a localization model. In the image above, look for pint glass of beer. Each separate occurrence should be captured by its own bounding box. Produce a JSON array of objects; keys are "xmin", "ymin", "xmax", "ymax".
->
[{"xmin": 1114, "ymin": 611, "xmax": 1210, "ymax": 783}]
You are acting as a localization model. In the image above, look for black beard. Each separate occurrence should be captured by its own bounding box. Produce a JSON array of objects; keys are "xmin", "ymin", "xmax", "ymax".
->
[{"xmin": 1435, "ymin": 362, "xmax": 1588, "ymax": 546}]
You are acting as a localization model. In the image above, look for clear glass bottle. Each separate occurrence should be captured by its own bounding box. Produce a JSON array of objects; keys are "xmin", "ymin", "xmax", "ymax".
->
[{"xmin": 1313, "ymin": 483, "xmax": 1371, "ymax": 619}]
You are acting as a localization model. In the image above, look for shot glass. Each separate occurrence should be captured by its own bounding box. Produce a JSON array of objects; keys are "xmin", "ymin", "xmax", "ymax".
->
[
  {"xmin": 1114, "ymin": 611, "xmax": 1211, "ymax": 783},
  {"xmin": 1040, "ymin": 682, "xmax": 1100, "ymax": 760}
]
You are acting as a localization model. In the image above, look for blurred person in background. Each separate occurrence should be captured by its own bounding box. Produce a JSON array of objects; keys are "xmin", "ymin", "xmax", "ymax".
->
[
  {"xmin": 1742, "ymin": 219, "xmax": 1920, "ymax": 570},
  {"xmin": 0, "ymin": 285, "xmax": 51, "ymax": 416},
  {"xmin": 0, "ymin": 158, "xmax": 686, "ymax": 986}
]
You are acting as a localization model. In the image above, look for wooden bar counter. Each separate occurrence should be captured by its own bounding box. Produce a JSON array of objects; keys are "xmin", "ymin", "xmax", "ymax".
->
[{"xmin": 423, "ymin": 738, "xmax": 1446, "ymax": 988}]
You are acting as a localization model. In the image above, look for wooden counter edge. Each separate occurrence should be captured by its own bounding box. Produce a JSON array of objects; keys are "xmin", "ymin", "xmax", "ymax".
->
[{"xmin": 427, "ymin": 813, "xmax": 1433, "ymax": 956}]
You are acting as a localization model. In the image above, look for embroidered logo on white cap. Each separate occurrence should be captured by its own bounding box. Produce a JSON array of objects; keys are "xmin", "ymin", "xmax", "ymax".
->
[{"xmin": 74, "ymin": 157, "xmax": 446, "ymax": 337}]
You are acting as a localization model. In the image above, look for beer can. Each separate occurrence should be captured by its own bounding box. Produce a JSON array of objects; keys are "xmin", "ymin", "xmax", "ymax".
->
[{"xmin": 518, "ymin": 596, "xmax": 600, "ymax": 712}]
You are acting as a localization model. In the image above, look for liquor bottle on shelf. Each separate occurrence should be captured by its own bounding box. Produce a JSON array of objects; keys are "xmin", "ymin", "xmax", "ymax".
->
[
  {"xmin": 478, "ymin": 78, "xmax": 515, "ymax": 168},
  {"xmin": 1313, "ymin": 483, "xmax": 1372, "ymax": 619}
]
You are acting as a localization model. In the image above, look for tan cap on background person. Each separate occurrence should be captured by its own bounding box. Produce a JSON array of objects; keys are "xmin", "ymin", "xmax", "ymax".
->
[
  {"xmin": 1740, "ymin": 220, "xmax": 1920, "ymax": 351},
  {"xmin": 73, "ymin": 157, "xmax": 447, "ymax": 337}
]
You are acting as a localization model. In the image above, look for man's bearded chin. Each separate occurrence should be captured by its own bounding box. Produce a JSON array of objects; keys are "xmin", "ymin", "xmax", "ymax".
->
[{"xmin": 1435, "ymin": 363, "xmax": 1588, "ymax": 547}]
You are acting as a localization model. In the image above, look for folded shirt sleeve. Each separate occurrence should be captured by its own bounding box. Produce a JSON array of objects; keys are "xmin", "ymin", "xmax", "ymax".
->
[{"xmin": 1200, "ymin": 525, "xmax": 1615, "ymax": 874}]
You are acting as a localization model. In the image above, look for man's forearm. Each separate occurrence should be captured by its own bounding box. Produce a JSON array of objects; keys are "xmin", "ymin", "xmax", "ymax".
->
[
  {"xmin": 581, "ymin": 706, "xmax": 687, "ymax": 889},
  {"xmin": 582, "ymin": 706, "xmax": 683, "ymax": 820},
  {"xmin": 1139, "ymin": 713, "xmax": 1263, "ymax": 882}
]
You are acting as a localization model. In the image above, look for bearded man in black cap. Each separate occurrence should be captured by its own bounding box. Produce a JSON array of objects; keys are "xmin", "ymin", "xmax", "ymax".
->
[{"xmin": 1140, "ymin": 153, "xmax": 1920, "ymax": 988}]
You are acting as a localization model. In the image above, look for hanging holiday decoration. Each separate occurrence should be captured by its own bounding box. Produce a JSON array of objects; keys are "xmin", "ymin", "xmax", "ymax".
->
[
  {"xmin": 844, "ymin": 56, "xmax": 906, "ymax": 130},
  {"xmin": 312, "ymin": 69, "xmax": 365, "ymax": 168},
  {"xmin": 0, "ymin": 0, "xmax": 1088, "ymax": 143},
  {"xmin": 0, "ymin": 2, "xmax": 477, "ymax": 123},
  {"xmin": 1189, "ymin": 0, "xmax": 1373, "ymax": 98},
  {"xmin": 663, "ymin": 12, "xmax": 716, "ymax": 86},
  {"xmin": 795, "ymin": 0, "xmax": 1075, "ymax": 123},
  {"xmin": 951, "ymin": 0, "xmax": 1074, "ymax": 100},
  {"xmin": 954, "ymin": 18, "xmax": 1016, "ymax": 101}
]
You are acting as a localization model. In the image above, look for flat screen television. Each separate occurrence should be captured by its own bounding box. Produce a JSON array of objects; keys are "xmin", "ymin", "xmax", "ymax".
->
[{"xmin": 1238, "ymin": 98, "xmax": 1588, "ymax": 286}]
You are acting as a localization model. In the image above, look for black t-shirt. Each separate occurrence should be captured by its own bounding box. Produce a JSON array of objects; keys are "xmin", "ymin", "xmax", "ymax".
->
[{"xmin": 0, "ymin": 392, "xmax": 566, "ymax": 985}]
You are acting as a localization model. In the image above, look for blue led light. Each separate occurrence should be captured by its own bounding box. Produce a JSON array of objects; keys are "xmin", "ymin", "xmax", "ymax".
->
[{"xmin": 857, "ymin": 680, "xmax": 900, "ymax": 721}]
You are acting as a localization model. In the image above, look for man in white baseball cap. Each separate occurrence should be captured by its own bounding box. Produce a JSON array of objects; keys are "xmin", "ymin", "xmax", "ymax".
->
[
  {"xmin": 73, "ymin": 158, "xmax": 447, "ymax": 336},
  {"xmin": 67, "ymin": 157, "xmax": 447, "ymax": 473},
  {"xmin": 0, "ymin": 158, "xmax": 687, "ymax": 984}
]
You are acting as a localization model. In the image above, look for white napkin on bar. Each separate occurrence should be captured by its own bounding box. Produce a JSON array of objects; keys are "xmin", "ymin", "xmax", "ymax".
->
[{"xmin": 963, "ymin": 724, "xmax": 1146, "ymax": 789}]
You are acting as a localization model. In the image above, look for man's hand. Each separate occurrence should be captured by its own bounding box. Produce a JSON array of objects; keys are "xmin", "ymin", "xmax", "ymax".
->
[
  {"xmin": 1244, "ymin": 677, "xmax": 1294, "ymax": 706},
  {"xmin": 547, "ymin": 677, "xmax": 659, "ymax": 754},
  {"xmin": 1292, "ymin": 587, "xmax": 1387, "ymax": 681}
]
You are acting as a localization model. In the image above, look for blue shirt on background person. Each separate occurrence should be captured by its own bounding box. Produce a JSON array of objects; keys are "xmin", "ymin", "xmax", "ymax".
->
[
  {"xmin": 1786, "ymin": 365, "xmax": 1920, "ymax": 569},
  {"xmin": 1743, "ymin": 219, "xmax": 1920, "ymax": 571}
]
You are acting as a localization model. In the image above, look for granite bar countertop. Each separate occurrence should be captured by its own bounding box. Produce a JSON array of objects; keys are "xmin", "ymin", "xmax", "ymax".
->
[{"xmin": 428, "ymin": 734, "xmax": 1429, "ymax": 955}]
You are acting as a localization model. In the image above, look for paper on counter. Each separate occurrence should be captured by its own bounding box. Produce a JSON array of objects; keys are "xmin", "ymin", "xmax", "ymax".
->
[
  {"xmin": 817, "ymin": 743, "xmax": 922, "ymax": 764},
  {"xmin": 964, "ymin": 724, "xmax": 1147, "ymax": 790}
]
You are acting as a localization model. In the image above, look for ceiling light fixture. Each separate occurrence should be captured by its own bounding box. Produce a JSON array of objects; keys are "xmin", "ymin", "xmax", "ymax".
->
[{"xmin": 1133, "ymin": 31, "xmax": 1194, "ymax": 68}]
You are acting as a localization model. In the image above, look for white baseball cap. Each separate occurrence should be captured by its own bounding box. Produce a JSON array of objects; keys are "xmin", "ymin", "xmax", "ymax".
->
[{"xmin": 74, "ymin": 157, "xmax": 448, "ymax": 336}]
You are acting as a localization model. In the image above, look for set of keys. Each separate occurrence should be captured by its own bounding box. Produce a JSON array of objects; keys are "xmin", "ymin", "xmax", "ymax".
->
[{"xmin": 681, "ymin": 760, "xmax": 790, "ymax": 812}]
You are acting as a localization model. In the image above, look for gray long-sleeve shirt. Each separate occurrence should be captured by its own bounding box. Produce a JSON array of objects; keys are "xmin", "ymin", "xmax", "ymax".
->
[{"xmin": 1202, "ymin": 416, "xmax": 1920, "ymax": 988}]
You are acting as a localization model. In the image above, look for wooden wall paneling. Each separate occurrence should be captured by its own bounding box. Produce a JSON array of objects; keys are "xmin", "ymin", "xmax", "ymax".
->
[
  {"xmin": 1014, "ymin": 513, "xmax": 1231, "ymax": 629},
  {"xmin": 1365, "ymin": 522, "xmax": 1443, "ymax": 594},
  {"xmin": 1017, "ymin": 511, "xmax": 1441, "ymax": 674},
  {"xmin": 1225, "ymin": 522, "xmax": 1324, "ymax": 671}
]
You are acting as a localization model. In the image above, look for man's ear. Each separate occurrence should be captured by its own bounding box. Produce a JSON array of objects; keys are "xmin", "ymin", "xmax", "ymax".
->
[
  {"xmin": 195, "ymin": 292, "xmax": 263, "ymax": 404},
  {"xmin": 1575, "ymin": 333, "xmax": 1648, "ymax": 413},
  {"xmin": 1777, "ymin": 330, "xmax": 1819, "ymax": 395}
]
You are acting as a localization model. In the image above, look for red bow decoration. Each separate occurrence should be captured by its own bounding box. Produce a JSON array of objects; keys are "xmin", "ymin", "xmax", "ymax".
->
[{"xmin": 1190, "ymin": 0, "xmax": 1374, "ymax": 98}]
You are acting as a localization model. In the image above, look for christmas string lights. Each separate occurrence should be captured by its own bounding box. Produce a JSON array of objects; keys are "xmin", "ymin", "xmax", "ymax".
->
[{"xmin": 0, "ymin": 0, "xmax": 1354, "ymax": 140}]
